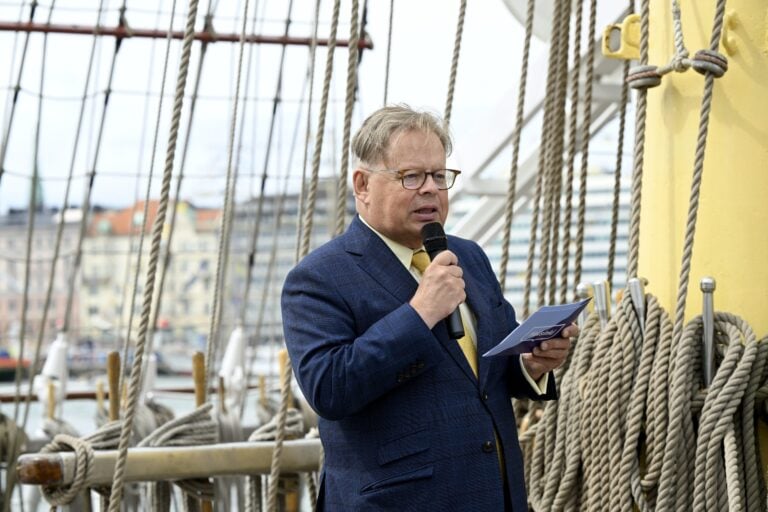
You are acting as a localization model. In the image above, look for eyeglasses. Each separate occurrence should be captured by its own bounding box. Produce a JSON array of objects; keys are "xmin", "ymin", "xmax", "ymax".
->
[{"xmin": 363, "ymin": 168, "xmax": 461, "ymax": 190}]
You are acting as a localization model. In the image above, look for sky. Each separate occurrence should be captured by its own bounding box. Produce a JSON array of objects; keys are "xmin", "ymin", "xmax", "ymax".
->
[{"xmin": 0, "ymin": 0, "xmax": 624, "ymax": 213}]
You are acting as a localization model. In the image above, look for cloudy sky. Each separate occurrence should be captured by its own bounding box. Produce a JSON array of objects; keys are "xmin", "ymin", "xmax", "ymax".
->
[{"xmin": 0, "ymin": 0, "xmax": 623, "ymax": 212}]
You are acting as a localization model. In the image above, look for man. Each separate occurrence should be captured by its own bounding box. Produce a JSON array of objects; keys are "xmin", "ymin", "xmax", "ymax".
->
[{"xmin": 282, "ymin": 105, "xmax": 574, "ymax": 511}]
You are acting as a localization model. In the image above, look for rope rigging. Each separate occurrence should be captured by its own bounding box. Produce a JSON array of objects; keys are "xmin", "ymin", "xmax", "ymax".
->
[
  {"xmin": 117, "ymin": 0, "xmax": 180, "ymax": 405},
  {"xmin": 106, "ymin": 0, "xmax": 201, "ymax": 507},
  {"xmin": 498, "ymin": 0, "xmax": 534, "ymax": 293},
  {"xmin": 0, "ymin": 1, "xmax": 39, "ymax": 190},
  {"xmin": 1, "ymin": 2, "xmax": 765, "ymax": 511}
]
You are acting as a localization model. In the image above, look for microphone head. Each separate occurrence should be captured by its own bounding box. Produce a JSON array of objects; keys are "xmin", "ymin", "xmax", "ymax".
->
[{"xmin": 421, "ymin": 222, "xmax": 447, "ymax": 255}]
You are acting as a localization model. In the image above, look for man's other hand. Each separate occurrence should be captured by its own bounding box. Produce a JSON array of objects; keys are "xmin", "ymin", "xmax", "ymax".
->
[{"xmin": 521, "ymin": 323, "xmax": 578, "ymax": 381}]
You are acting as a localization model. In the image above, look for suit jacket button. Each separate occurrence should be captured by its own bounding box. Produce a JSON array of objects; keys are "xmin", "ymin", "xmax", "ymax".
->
[
  {"xmin": 481, "ymin": 392, "xmax": 489, "ymax": 401},
  {"xmin": 482, "ymin": 441, "xmax": 494, "ymax": 453},
  {"xmin": 397, "ymin": 373, "xmax": 405, "ymax": 383}
]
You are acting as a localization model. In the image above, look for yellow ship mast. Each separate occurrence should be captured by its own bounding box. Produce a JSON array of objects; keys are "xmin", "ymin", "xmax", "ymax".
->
[{"xmin": 639, "ymin": 0, "xmax": 768, "ymax": 335}]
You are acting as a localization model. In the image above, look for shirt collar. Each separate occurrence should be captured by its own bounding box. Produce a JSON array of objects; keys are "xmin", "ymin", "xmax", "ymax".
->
[{"xmin": 358, "ymin": 215, "xmax": 422, "ymax": 270}]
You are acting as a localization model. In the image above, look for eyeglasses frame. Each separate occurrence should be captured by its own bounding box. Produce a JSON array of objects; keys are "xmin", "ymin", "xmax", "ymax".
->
[{"xmin": 360, "ymin": 168, "xmax": 462, "ymax": 190}]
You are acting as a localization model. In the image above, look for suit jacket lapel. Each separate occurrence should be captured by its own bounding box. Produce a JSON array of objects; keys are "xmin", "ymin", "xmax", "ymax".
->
[
  {"xmin": 459, "ymin": 246, "xmax": 500, "ymax": 388},
  {"xmin": 343, "ymin": 217, "xmax": 417, "ymax": 305},
  {"xmin": 343, "ymin": 217, "xmax": 480, "ymax": 384}
]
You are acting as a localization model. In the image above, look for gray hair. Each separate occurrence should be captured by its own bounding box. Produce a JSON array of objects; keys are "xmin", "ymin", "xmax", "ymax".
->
[{"xmin": 352, "ymin": 104, "xmax": 453, "ymax": 166}]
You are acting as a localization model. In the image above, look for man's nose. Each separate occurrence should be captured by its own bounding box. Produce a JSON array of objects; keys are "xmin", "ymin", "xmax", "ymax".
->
[{"xmin": 418, "ymin": 173, "xmax": 439, "ymax": 193}]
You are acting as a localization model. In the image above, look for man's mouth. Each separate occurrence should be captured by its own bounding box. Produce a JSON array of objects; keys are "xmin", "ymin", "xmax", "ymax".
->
[{"xmin": 413, "ymin": 207, "xmax": 438, "ymax": 218}]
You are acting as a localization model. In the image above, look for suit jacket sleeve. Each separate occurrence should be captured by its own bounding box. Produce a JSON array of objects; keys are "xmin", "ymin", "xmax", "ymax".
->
[{"xmin": 281, "ymin": 258, "xmax": 448, "ymax": 421}]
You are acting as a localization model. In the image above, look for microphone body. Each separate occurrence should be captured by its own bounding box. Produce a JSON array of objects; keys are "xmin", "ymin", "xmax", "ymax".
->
[{"xmin": 421, "ymin": 223, "xmax": 465, "ymax": 339}]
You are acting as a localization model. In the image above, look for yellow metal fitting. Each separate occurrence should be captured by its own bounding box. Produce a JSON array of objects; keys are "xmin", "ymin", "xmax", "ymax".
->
[{"xmin": 602, "ymin": 14, "xmax": 641, "ymax": 60}]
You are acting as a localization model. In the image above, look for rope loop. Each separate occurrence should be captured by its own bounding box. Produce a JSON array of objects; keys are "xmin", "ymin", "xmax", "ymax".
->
[
  {"xmin": 627, "ymin": 65, "xmax": 662, "ymax": 89},
  {"xmin": 691, "ymin": 49, "xmax": 728, "ymax": 77},
  {"xmin": 40, "ymin": 434, "xmax": 95, "ymax": 507}
]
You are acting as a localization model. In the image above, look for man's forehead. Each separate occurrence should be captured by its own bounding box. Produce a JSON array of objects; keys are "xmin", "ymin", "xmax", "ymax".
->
[{"xmin": 382, "ymin": 129, "xmax": 446, "ymax": 166}]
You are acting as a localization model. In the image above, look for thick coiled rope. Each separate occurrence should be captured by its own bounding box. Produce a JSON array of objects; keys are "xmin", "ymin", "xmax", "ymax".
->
[
  {"xmin": 657, "ymin": 314, "xmax": 767, "ymax": 511},
  {"xmin": 138, "ymin": 403, "xmax": 218, "ymax": 510},
  {"xmin": 524, "ymin": 291, "xmax": 768, "ymax": 512},
  {"xmin": 523, "ymin": 293, "xmax": 674, "ymax": 511}
]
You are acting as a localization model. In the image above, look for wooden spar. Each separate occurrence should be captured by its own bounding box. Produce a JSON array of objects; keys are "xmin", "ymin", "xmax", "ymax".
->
[
  {"xmin": 107, "ymin": 351, "xmax": 120, "ymax": 422},
  {"xmin": 0, "ymin": 383, "xmax": 265, "ymax": 403},
  {"xmin": 192, "ymin": 352, "xmax": 214, "ymax": 512},
  {"xmin": 0, "ymin": 21, "xmax": 374, "ymax": 49},
  {"xmin": 16, "ymin": 439, "xmax": 322, "ymax": 486}
]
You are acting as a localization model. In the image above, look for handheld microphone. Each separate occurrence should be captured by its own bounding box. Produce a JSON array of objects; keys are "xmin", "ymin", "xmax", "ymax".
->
[{"xmin": 421, "ymin": 222, "xmax": 465, "ymax": 339}]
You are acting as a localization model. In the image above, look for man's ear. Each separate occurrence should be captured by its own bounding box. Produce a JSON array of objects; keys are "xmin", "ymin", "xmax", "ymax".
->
[{"xmin": 353, "ymin": 169, "xmax": 369, "ymax": 204}]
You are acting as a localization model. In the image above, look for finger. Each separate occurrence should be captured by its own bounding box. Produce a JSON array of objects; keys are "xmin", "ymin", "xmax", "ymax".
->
[
  {"xmin": 432, "ymin": 250, "xmax": 458, "ymax": 266},
  {"xmin": 538, "ymin": 338, "xmax": 571, "ymax": 351},
  {"xmin": 561, "ymin": 324, "xmax": 579, "ymax": 338},
  {"xmin": 531, "ymin": 346, "xmax": 568, "ymax": 359}
]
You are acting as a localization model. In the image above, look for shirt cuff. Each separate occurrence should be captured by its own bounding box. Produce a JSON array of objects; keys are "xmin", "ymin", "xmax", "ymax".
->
[{"xmin": 519, "ymin": 358, "xmax": 549, "ymax": 395}]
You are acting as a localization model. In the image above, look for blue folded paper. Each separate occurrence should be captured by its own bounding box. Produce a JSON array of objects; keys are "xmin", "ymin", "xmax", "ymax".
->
[{"xmin": 483, "ymin": 298, "xmax": 591, "ymax": 357}]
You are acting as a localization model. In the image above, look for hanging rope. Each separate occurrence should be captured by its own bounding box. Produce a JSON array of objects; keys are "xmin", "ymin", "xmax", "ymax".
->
[
  {"xmin": 204, "ymin": 0, "xmax": 253, "ymax": 404},
  {"xmin": 241, "ymin": 0, "xmax": 296, "ymax": 336},
  {"xmin": 382, "ymin": 0, "xmax": 395, "ymax": 106},
  {"xmin": 522, "ymin": 0, "xmax": 567, "ymax": 318},
  {"xmin": 498, "ymin": 0, "xmax": 534, "ymax": 292},
  {"xmin": 544, "ymin": 0, "xmax": 573, "ymax": 306},
  {"xmin": 239, "ymin": 7, "xmax": 284, "ymax": 327},
  {"xmin": 442, "ymin": 0, "xmax": 466, "ymax": 128},
  {"xmin": 333, "ymin": 0, "xmax": 360, "ymax": 236},
  {"xmin": 571, "ymin": 0, "xmax": 597, "ymax": 298},
  {"xmin": 656, "ymin": 314, "xmax": 766, "ymax": 511},
  {"xmin": 625, "ymin": 0, "xmax": 651, "ymax": 278},
  {"xmin": 294, "ymin": 0, "xmax": 322, "ymax": 264},
  {"xmin": 243, "ymin": 85, "xmax": 310, "ymax": 417},
  {"xmin": 107, "ymin": 0, "xmax": 200, "ymax": 507},
  {"xmin": 606, "ymin": 3, "xmax": 633, "ymax": 289},
  {"xmin": 147, "ymin": 10, "xmax": 217, "ymax": 346},
  {"xmin": 265, "ymin": 354, "xmax": 297, "ymax": 510},
  {"xmin": 667, "ymin": 0, "xmax": 729, "ymax": 351},
  {"xmin": 0, "ymin": 1, "xmax": 39, "ymax": 189},
  {"xmin": 298, "ymin": 0, "xmax": 341, "ymax": 261},
  {"xmin": 118, "ymin": 0, "xmax": 179, "ymax": 399},
  {"xmin": 557, "ymin": 0, "xmax": 584, "ymax": 304}
]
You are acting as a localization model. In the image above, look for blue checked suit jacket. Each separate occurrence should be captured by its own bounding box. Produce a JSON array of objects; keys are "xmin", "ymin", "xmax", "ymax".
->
[{"xmin": 282, "ymin": 216, "xmax": 557, "ymax": 511}]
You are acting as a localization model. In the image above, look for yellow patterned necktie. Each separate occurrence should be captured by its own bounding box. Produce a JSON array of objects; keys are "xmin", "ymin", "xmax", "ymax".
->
[{"xmin": 411, "ymin": 250, "xmax": 478, "ymax": 377}]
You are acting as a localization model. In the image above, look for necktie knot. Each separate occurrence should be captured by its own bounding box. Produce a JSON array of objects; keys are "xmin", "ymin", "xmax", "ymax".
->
[{"xmin": 411, "ymin": 250, "xmax": 431, "ymax": 273}]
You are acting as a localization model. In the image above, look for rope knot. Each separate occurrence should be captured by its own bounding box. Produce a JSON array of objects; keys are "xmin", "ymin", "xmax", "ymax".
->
[
  {"xmin": 690, "ymin": 49, "xmax": 728, "ymax": 77},
  {"xmin": 627, "ymin": 65, "xmax": 662, "ymax": 89},
  {"xmin": 40, "ymin": 434, "xmax": 95, "ymax": 507},
  {"xmin": 670, "ymin": 50, "xmax": 690, "ymax": 73}
]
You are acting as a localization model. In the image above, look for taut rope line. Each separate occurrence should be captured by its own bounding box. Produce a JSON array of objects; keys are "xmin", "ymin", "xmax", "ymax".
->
[
  {"xmin": 443, "ymin": 0, "xmax": 466, "ymax": 128},
  {"xmin": 499, "ymin": 0, "xmax": 534, "ymax": 292},
  {"xmin": 299, "ymin": 0, "xmax": 341, "ymax": 261},
  {"xmin": 107, "ymin": 0, "xmax": 200, "ymax": 507},
  {"xmin": 204, "ymin": 0, "xmax": 254, "ymax": 405},
  {"xmin": 558, "ymin": 0, "xmax": 584, "ymax": 304},
  {"xmin": 333, "ymin": 0, "xmax": 360, "ymax": 236},
  {"xmin": 572, "ymin": 0, "xmax": 597, "ymax": 297},
  {"xmin": 118, "ymin": 0, "xmax": 179, "ymax": 399}
]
